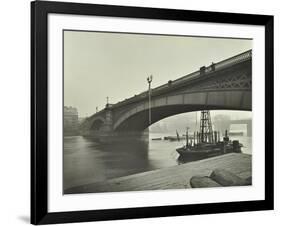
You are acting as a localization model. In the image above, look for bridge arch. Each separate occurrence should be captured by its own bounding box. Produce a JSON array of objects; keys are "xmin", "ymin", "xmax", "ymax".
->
[
  {"xmin": 113, "ymin": 90, "xmax": 251, "ymax": 131},
  {"xmin": 90, "ymin": 117, "xmax": 106, "ymax": 131}
]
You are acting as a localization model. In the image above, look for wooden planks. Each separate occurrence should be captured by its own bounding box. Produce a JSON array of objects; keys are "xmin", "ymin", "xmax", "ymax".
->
[{"xmin": 65, "ymin": 153, "xmax": 251, "ymax": 194}]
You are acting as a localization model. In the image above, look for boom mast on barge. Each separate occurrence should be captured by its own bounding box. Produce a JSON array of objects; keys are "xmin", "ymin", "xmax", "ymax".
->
[{"xmin": 176, "ymin": 111, "xmax": 242, "ymax": 160}]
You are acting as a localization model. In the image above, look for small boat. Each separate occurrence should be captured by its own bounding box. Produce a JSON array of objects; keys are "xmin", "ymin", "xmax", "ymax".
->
[
  {"xmin": 176, "ymin": 141, "xmax": 242, "ymax": 159},
  {"xmin": 164, "ymin": 130, "xmax": 185, "ymax": 141},
  {"xmin": 151, "ymin": 137, "xmax": 162, "ymax": 140},
  {"xmin": 176, "ymin": 146, "xmax": 222, "ymax": 159},
  {"xmin": 163, "ymin": 136, "xmax": 185, "ymax": 141}
]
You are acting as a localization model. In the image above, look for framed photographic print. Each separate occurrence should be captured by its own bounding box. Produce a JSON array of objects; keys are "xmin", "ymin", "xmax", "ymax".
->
[{"xmin": 31, "ymin": 0, "xmax": 274, "ymax": 224}]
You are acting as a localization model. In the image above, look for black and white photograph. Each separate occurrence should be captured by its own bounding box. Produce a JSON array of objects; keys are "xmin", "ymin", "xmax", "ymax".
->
[
  {"xmin": 0, "ymin": 0, "xmax": 278, "ymax": 225},
  {"xmin": 63, "ymin": 30, "xmax": 253, "ymax": 194},
  {"xmin": 27, "ymin": 1, "xmax": 274, "ymax": 225}
]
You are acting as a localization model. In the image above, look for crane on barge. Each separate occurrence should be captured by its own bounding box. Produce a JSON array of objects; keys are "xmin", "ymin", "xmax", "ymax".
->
[{"xmin": 176, "ymin": 110, "xmax": 242, "ymax": 160}]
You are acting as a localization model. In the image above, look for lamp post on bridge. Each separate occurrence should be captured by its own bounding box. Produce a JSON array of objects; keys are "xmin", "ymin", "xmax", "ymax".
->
[
  {"xmin": 147, "ymin": 75, "xmax": 153, "ymax": 126},
  {"xmin": 106, "ymin": 96, "xmax": 109, "ymax": 108}
]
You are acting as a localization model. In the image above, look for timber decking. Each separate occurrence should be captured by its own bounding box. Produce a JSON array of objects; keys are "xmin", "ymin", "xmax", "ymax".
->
[{"xmin": 65, "ymin": 153, "xmax": 251, "ymax": 194}]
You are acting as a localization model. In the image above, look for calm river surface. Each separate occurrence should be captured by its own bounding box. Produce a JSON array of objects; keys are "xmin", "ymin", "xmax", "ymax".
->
[{"xmin": 64, "ymin": 133, "xmax": 252, "ymax": 190}]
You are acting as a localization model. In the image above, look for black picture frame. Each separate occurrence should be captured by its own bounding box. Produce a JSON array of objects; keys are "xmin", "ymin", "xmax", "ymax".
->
[{"xmin": 31, "ymin": 0, "xmax": 274, "ymax": 224}]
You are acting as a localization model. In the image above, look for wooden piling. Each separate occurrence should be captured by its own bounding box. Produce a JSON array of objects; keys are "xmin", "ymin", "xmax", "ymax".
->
[
  {"xmin": 186, "ymin": 129, "xmax": 189, "ymax": 147},
  {"xmin": 214, "ymin": 131, "xmax": 217, "ymax": 143},
  {"xmin": 194, "ymin": 132, "xmax": 196, "ymax": 146}
]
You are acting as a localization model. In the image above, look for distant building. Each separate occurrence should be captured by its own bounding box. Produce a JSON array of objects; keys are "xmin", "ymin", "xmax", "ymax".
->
[
  {"xmin": 64, "ymin": 106, "xmax": 79, "ymax": 135},
  {"xmin": 78, "ymin": 117, "xmax": 86, "ymax": 124}
]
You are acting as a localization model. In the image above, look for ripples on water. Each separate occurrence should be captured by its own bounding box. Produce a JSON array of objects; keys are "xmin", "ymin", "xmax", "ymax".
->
[{"xmin": 63, "ymin": 133, "xmax": 252, "ymax": 191}]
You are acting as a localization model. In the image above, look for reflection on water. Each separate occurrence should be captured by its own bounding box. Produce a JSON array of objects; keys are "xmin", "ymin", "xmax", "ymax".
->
[{"xmin": 63, "ymin": 133, "xmax": 252, "ymax": 190}]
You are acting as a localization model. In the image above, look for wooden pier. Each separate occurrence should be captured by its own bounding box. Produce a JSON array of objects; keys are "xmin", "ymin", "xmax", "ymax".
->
[{"xmin": 65, "ymin": 153, "xmax": 251, "ymax": 194}]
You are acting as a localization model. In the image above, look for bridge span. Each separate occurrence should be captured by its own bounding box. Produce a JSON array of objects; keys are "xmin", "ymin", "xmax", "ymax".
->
[{"xmin": 81, "ymin": 50, "xmax": 252, "ymax": 137}]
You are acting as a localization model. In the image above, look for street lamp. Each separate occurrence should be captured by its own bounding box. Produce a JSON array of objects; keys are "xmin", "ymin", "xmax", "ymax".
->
[
  {"xmin": 106, "ymin": 96, "xmax": 109, "ymax": 108},
  {"xmin": 147, "ymin": 75, "xmax": 153, "ymax": 126}
]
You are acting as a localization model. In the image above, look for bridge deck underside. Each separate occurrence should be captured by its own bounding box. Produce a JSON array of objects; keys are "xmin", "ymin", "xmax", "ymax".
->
[
  {"xmin": 114, "ymin": 90, "xmax": 251, "ymax": 131},
  {"xmin": 116, "ymin": 106, "xmax": 249, "ymax": 132}
]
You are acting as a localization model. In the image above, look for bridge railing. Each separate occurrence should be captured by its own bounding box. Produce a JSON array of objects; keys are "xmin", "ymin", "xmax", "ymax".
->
[
  {"xmin": 151, "ymin": 70, "xmax": 200, "ymax": 93},
  {"xmin": 113, "ymin": 49, "xmax": 252, "ymax": 108},
  {"xmin": 155, "ymin": 49, "xmax": 252, "ymax": 91},
  {"xmin": 214, "ymin": 50, "xmax": 252, "ymax": 71}
]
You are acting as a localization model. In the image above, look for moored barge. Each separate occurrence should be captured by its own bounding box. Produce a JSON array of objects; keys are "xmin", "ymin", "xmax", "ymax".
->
[{"xmin": 176, "ymin": 111, "xmax": 243, "ymax": 160}]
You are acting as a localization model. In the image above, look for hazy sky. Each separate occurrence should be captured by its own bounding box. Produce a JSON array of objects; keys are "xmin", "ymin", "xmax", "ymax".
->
[{"xmin": 64, "ymin": 30, "xmax": 252, "ymax": 118}]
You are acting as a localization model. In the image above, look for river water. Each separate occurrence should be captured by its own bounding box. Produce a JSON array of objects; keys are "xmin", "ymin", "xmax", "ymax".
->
[{"xmin": 63, "ymin": 133, "xmax": 252, "ymax": 191}]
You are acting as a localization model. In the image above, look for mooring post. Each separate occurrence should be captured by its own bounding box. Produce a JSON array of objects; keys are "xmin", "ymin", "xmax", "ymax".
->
[{"xmin": 186, "ymin": 128, "xmax": 189, "ymax": 147}]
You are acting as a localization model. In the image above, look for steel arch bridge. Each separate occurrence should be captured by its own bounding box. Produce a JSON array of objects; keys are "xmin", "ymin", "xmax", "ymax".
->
[{"xmin": 81, "ymin": 50, "xmax": 252, "ymax": 136}]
